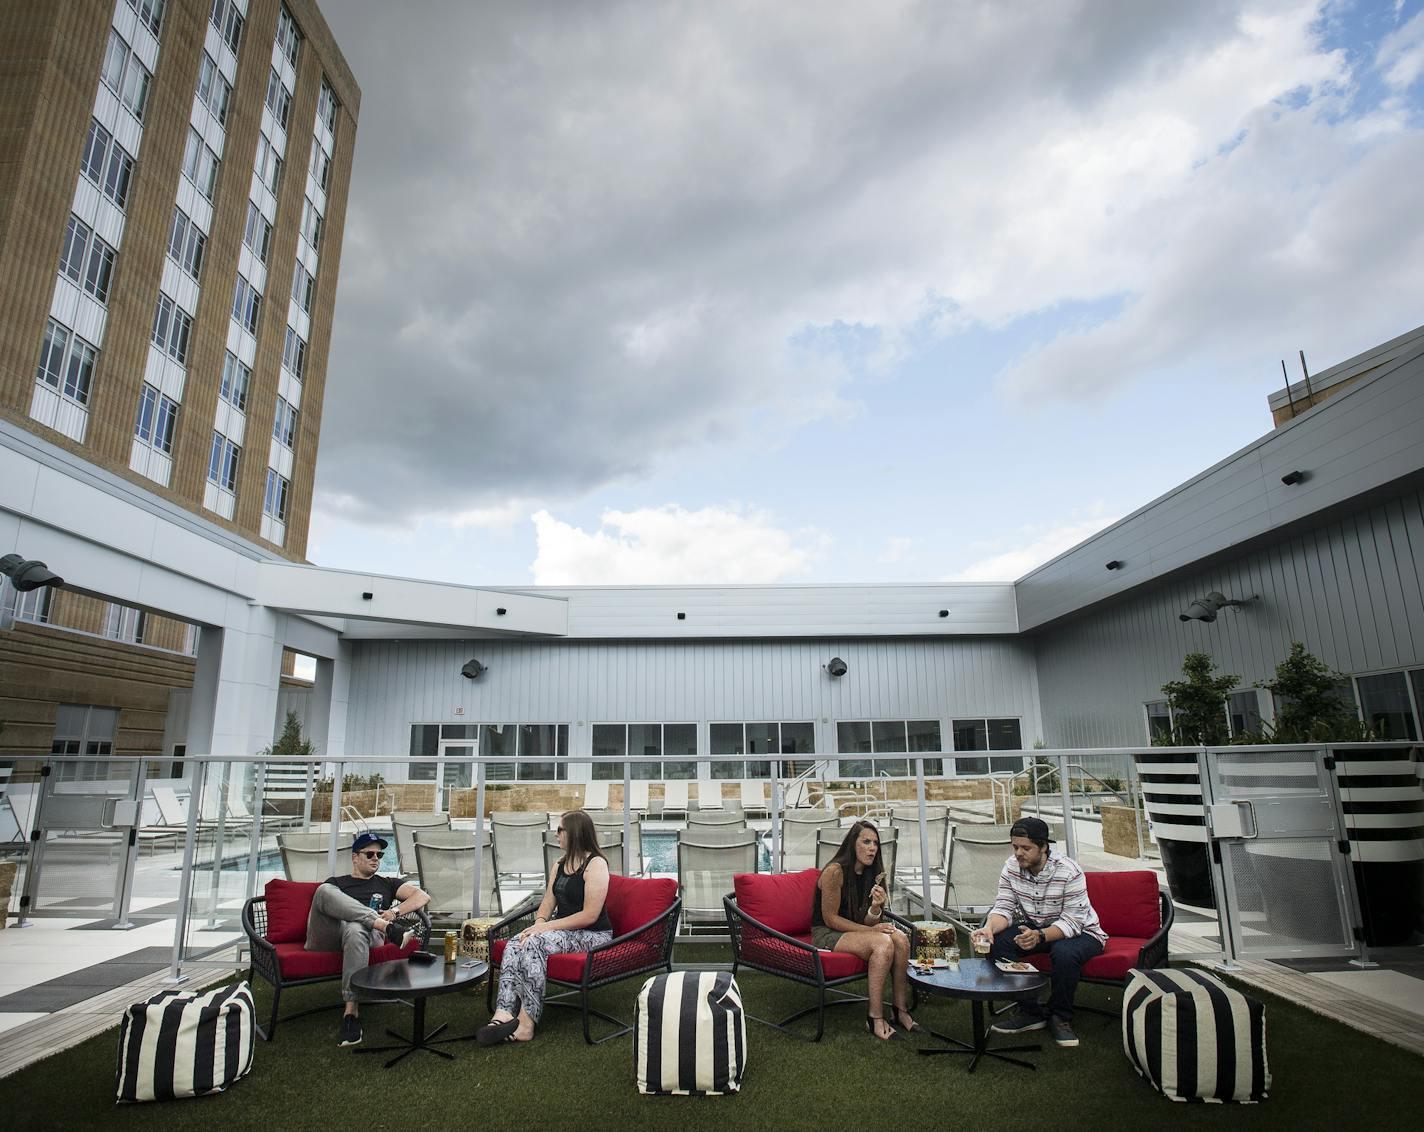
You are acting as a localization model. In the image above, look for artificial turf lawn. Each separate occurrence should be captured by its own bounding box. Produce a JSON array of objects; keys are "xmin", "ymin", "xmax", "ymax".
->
[{"xmin": 1, "ymin": 966, "xmax": 1419, "ymax": 1131}]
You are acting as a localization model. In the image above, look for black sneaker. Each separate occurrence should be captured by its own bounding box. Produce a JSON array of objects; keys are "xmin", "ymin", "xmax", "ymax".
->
[
  {"xmin": 990, "ymin": 1008, "xmax": 1047, "ymax": 1035},
  {"xmin": 1049, "ymin": 1016, "xmax": 1079, "ymax": 1047},
  {"xmin": 338, "ymin": 1014, "xmax": 362, "ymax": 1047},
  {"xmin": 383, "ymin": 919, "xmax": 410, "ymax": 949}
]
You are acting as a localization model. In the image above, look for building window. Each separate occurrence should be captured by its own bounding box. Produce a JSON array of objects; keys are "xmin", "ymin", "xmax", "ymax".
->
[
  {"xmin": 1355, "ymin": 671, "xmax": 1420, "ymax": 742},
  {"xmin": 101, "ymin": 29, "xmax": 152, "ymax": 122},
  {"xmin": 1226, "ymin": 690, "xmax": 1263, "ymax": 738},
  {"xmin": 272, "ymin": 395, "xmax": 298, "ymax": 448},
  {"xmin": 309, "ymin": 136, "xmax": 331, "ymax": 192},
  {"xmin": 232, "ymin": 275, "xmax": 261, "ymax": 334},
  {"xmin": 51, "ymin": 704, "xmax": 120, "ymax": 783},
  {"xmin": 208, "ymin": 431, "xmax": 240, "ymax": 491},
  {"xmin": 837, "ymin": 719, "xmax": 943, "ymax": 778},
  {"xmin": 36, "ymin": 319, "xmax": 97, "ymax": 405},
  {"xmin": 133, "ymin": 383, "xmax": 179, "ymax": 453},
  {"xmin": 255, "ymin": 133, "xmax": 283, "ymax": 195},
  {"xmin": 151, "ymin": 292, "xmax": 192, "ymax": 364},
  {"xmin": 591, "ymin": 723, "xmax": 697, "ymax": 781},
  {"xmin": 167, "ymin": 206, "xmax": 206, "ymax": 280},
  {"xmin": 291, "ymin": 261, "xmax": 315, "ymax": 313},
  {"xmin": 1, "ymin": 576, "xmax": 53, "ymax": 624},
  {"xmin": 318, "ymin": 78, "xmax": 339, "ymax": 134},
  {"xmin": 264, "ymin": 68, "xmax": 293, "ymax": 131},
  {"xmin": 219, "ymin": 351, "xmax": 250, "ymax": 411},
  {"xmin": 59, "ymin": 215, "xmax": 116, "ymax": 302},
  {"xmin": 281, "ymin": 326, "xmax": 306, "ymax": 380},
  {"xmin": 301, "ymin": 197, "xmax": 323, "ymax": 250},
  {"xmin": 182, "ymin": 128, "xmax": 220, "ymax": 200},
  {"xmin": 277, "ymin": 5, "xmax": 302, "ymax": 66},
  {"xmin": 126, "ymin": 0, "xmax": 165, "ymax": 37},
  {"xmin": 263, "ymin": 468, "xmax": 290, "ymax": 522},
  {"xmin": 951, "ymin": 717, "xmax": 1023, "ymax": 775},
  {"xmin": 242, "ymin": 201, "xmax": 272, "ymax": 263},
  {"xmin": 81, "ymin": 119, "xmax": 134, "ymax": 209},
  {"xmin": 709, "ymin": 721, "xmax": 815, "ymax": 779},
  {"xmin": 104, "ymin": 603, "xmax": 146, "ymax": 644},
  {"xmin": 211, "ymin": 0, "xmax": 244, "ymax": 54},
  {"xmin": 196, "ymin": 52, "xmax": 231, "ymax": 126},
  {"xmin": 1145, "ymin": 701, "xmax": 1173, "ymax": 742}
]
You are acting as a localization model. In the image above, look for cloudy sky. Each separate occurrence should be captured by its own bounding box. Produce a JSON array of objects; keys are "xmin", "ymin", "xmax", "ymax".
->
[{"xmin": 309, "ymin": 0, "xmax": 1424, "ymax": 587}]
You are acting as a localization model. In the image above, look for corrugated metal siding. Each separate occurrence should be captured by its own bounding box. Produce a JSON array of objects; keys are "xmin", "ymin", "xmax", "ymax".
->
[
  {"xmin": 342, "ymin": 636, "xmax": 1042, "ymax": 766},
  {"xmin": 1016, "ymin": 340, "xmax": 1424, "ymax": 630},
  {"xmin": 1034, "ymin": 487, "xmax": 1424, "ymax": 747}
]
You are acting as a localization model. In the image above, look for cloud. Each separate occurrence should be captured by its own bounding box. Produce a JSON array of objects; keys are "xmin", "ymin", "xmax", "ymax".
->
[
  {"xmin": 312, "ymin": 1, "xmax": 1424, "ymax": 527},
  {"xmin": 1378, "ymin": 8, "xmax": 1424, "ymax": 93},
  {"xmin": 529, "ymin": 505, "xmax": 821, "ymax": 584},
  {"xmin": 944, "ymin": 511, "xmax": 1120, "ymax": 582},
  {"xmin": 878, "ymin": 536, "xmax": 913, "ymax": 564}
]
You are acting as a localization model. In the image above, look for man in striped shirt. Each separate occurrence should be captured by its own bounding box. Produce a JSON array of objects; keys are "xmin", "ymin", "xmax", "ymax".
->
[{"xmin": 969, "ymin": 817, "xmax": 1107, "ymax": 1048}]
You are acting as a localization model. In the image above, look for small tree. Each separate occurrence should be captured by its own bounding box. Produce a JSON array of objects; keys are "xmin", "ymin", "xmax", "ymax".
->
[
  {"xmin": 1254, "ymin": 643, "xmax": 1362, "ymax": 742},
  {"xmin": 266, "ymin": 711, "xmax": 315, "ymax": 760},
  {"xmin": 1160, "ymin": 652, "xmax": 1238, "ymax": 745}
]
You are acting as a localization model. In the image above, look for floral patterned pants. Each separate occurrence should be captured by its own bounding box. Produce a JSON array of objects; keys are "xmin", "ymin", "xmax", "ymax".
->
[{"xmin": 495, "ymin": 928, "xmax": 613, "ymax": 1022}]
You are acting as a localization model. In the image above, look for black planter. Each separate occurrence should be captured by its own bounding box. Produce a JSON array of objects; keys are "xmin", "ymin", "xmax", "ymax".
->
[{"xmin": 1157, "ymin": 837, "xmax": 1215, "ymax": 908}]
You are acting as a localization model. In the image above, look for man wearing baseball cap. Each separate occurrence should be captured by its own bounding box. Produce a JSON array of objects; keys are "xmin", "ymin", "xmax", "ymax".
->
[
  {"xmin": 304, "ymin": 830, "xmax": 431, "ymax": 1047},
  {"xmin": 969, "ymin": 816, "xmax": 1106, "ymax": 1049}
]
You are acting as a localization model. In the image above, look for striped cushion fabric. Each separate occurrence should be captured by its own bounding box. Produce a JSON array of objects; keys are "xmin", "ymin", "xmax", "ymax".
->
[
  {"xmin": 635, "ymin": 971, "xmax": 746, "ymax": 1096},
  {"xmin": 1123, "ymin": 968, "xmax": 1270, "ymax": 1104},
  {"xmin": 116, "ymin": 982, "xmax": 255, "ymax": 1103}
]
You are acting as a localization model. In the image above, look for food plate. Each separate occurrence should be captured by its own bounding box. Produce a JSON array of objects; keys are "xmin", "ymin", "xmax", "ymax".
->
[
  {"xmin": 911, "ymin": 958, "xmax": 950, "ymax": 970},
  {"xmin": 994, "ymin": 960, "xmax": 1036, "ymax": 973}
]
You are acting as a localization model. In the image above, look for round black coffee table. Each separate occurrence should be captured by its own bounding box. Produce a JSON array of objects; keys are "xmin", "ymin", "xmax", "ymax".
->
[
  {"xmin": 908, "ymin": 957, "xmax": 1048, "ymax": 1072},
  {"xmin": 349, "ymin": 957, "xmax": 489, "ymax": 1068}
]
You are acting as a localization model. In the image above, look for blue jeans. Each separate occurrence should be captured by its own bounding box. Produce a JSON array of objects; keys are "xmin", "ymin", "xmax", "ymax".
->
[{"xmin": 989, "ymin": 922, "xmax": 1105, "ymax": 1020}]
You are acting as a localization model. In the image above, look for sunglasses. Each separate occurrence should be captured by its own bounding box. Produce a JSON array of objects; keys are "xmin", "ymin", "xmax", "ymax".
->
[
  {"xmin": 556, "ymin": 826, "xmax": 566, "ymax": 834},
  {"xmin": 359, "ymin": 850, "xmax": 383, "ymax": 860}
]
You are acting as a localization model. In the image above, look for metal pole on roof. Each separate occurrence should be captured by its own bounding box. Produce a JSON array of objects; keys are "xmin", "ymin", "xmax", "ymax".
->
[
  {"xmin": 1281, "ymin": 359, "xmax": 1297, "ymax": 419},
  {"xmin": 167, "ymin": 758, "xmax": 207, "ymax": 984},
  {"xmin": 1299, "ymin": 350, "xmax": 1315, "ymax": 404}
]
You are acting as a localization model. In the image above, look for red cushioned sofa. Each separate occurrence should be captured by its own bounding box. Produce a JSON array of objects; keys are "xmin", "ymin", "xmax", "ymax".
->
[
  {"xmin": 242, "ymin": 879, "xmax": 430, "ymax": 1039},
  {"xmin": 1018, "ymin": 870, "xmax": 1174, "ymax": 1016},
  {"xmin": 486, "ymin": 873, "xmax": 681, "ymax": 1043},
  {"xmin": 724, "ymin": 868, "xmax": 914, "ymax": 1040}
]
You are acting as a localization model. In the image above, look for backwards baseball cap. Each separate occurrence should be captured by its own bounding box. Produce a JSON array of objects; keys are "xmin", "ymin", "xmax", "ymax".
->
[
  {"xmin": 351, "ymin": 831, "xmax": 389, "ymax": 854},
  {"xmin": 1009, "ymin": 817, "xmax": 1054, "ymax": 843}
]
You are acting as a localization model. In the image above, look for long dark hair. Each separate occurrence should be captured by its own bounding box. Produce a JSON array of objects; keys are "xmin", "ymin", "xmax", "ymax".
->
[
  {"xmin": 828, "ymin": 820, "xmax": 885, "ymax": 891},
  {"xmin": 558, "ymin": 809, "xmax": 606, "ymax": 872}
]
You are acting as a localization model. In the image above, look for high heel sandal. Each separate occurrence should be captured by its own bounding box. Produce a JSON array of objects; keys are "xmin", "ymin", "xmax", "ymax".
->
[
  {"xmin": 893, "ymin": 1007, "xmax": 921, "ymax": 1033},
  {"xmin": 865, "ymin": 1014, "xmax": 901, "ymax": 1041}
]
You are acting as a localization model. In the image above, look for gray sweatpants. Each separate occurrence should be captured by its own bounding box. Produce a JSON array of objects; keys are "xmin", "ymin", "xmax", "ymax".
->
[{"xmin": 304, "ymin": 883, "xmax": 383, "ymax": 1002}]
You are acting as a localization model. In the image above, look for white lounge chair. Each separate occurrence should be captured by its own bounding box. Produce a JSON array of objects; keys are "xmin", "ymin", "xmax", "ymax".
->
[
  {"xmin": 628, "ymin": 781, "xmax": 650, "ymax": 812},
  {"xmin": 584, "ymin": 781, "xmax": 610, "ymax": 810},
  {"xmin": 662, "ymin": 780, "xmax": 689, "ymax": 819},
  {"xmin": 739, "ymin": 780, "xmax": 769, "ymax": 819},
  {"xmin": 695, "ymin": 782, "xmax": 725, "ymax": 811}
]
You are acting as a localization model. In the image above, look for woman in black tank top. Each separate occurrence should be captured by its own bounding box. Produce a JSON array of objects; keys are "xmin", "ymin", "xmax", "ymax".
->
[{"xmin": 477, "ymin": 809, "xmax": 613, "ymax": 1045}]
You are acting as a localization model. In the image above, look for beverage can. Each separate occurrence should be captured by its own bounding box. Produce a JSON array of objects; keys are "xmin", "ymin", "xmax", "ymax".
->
[
  {"xmin": 369, "ymin": 894, "xmax": 382, "ymax": 912},
  {"xmin": 443, "ymin": 930, "xmax": 457, "ymax": 963}
]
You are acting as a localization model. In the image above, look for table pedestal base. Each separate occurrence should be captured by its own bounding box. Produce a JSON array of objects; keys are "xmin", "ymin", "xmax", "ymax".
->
[
  {"xmin": 355, "ymin": 1000, "xmax": 469, "ymax": 1068},
  {"xmin": 916, "ymin": 1000, "xmax": 1040, "ymax": 1072}
]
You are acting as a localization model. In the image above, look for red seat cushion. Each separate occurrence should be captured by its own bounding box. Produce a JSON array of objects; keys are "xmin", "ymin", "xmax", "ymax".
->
[
  {"xmin": 1085, "ymin": 871, "xmax": 1160, "ymax": 939},
  {"xmin": 732, "ymin": 869, "xmax": 818, "ymax": 937},
  {"xmin": 264, "ymin": 880, "xmax": 320, "ymax": 944},
  {"xmin": 1082, "ymin": 938, "xmax": 1147, "ymax": 981},
  {"xmin": 606, "ymin": 874, "xmax": 678, "ymax": 936},
  {"xmin": 274, "ymin": 940, "xmax": 413, "ymax": 979}
]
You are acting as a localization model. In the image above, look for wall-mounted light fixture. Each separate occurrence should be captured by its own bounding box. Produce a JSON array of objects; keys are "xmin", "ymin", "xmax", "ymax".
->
[
  {"xmin": 677, "ymin": 612, "xmax": 686, "ymax": 620},
  {"xmin": 495, "ymin": 607, "xmax": 507, "ymax": 615},
  {"xmin": 1178, "ymin": 592, "xmax": 1258, "ymax": 623},
  {"xmin": 1281, "ymin": 470, "xmax": 1306, "ymax": 486},
  {"xmin": 460, "ymin": 659, "xmax": 487, "ymax": 679},
  {"xmin": 0, "ymin": 553, "xmax": 63, "ymax": 592},
  {"xmin": 825, "ymin": 657, "xmax": 848, "ymax": 678},
  {"xmin": 938, "ymin": 609, "xmax": 949, "ymax": 618},
  {"xmin": 1105, "ymin": 560, "xmax": 1123, "ymax": 571},
  {"xmin": 361, "ymin": 591, "xmax": 373, "ymax": 600}
]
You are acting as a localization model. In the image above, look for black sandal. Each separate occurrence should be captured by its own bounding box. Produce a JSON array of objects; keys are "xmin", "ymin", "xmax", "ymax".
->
[
  {"xmin": 893, "ymin": 1007, "xmax": 921, "ymax": 1033},
  {"xmin": 865, "ymin": 1014, "xmax": 901, "ymax": 1041},
  {"xmin": 476, "ymin": 1017, "xmax": 519, "ymax": 1046}
]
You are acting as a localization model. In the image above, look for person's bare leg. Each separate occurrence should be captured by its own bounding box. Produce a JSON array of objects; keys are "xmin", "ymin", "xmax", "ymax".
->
[
  {"xmin": 511, "ymin": 1006, "xmax": 536, "ymax": 1041},
  {"xmin": 888, "ymin": 929, "xmax": 918, "ymax": 1030},
  {"xmin": 835, "ymin": 933, "xmax": 896, "ymax": 1039}
]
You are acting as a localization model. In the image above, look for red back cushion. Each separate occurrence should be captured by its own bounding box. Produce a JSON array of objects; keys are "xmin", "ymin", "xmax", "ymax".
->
[
  {"xmin": 1085, "ymin": 871, "xmax": 1160, "ymax": 939},
  {"xmin": 605, "ymin": 874, "xmax": 677, "ymax": 936},
  {"xmin": 732, "ymin": 869, "xmax": 818, "ymax": 936},
  {"xmin": 264, "ymin": 879, "xmax": 320, "ymax": 944}
]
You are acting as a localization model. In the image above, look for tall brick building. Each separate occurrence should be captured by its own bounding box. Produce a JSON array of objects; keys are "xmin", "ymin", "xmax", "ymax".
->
[{"xmin": 0, "ymin": 0, "xmax": 358, "ymax": 766}]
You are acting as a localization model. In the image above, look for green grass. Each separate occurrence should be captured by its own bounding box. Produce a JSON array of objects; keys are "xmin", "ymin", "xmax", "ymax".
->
[{"xmin": 1, "ymin": 967, "xmax": 1419, "ymax": 1130}]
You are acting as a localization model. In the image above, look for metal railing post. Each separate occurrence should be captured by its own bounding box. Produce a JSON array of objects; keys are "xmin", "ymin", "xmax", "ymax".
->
[
  {"xmin": 914, "ymin": 757, "xmax": 932, "ymax": 914},
  {"xmin": 472, "ymin": 757, "xmax": 486, "ymax": 917},
  {"xmin": 15, "ymin": 761, "xmax": 54, "ymax": 928},
  {"xmin": 244, "ymin": 759, "xmax": 266, "ymax": 900},
  {"xmin": 1324, "ymin": 744, "xmax": 1378, "ymax": 970},
  {"xmin": 1198, "ymin": 745, "xmax": 1241, "ymax": 972},
  {"xmin": 301, "ymin": 759, "xmax": 315, "ymax": 829},
  {"xmin": 167, "ymin": 759, "xmax": 208, "ymax": 983},
  {"xmin": 111, "ymin": 755, "xmax": 148, "ymax": 930},
  {"xmin": 770, "ymin": 762, "xmax": 783, "ymax": 873},
  {"xmin": 205, "ymin": 760, "xmax": 232, "ymax": 927},
  {"xmin": 326, "ymin": 762, "xmax": 345, "ymax": 877},
  {"xmin": 619, "ymin": 759, "xmax": 632, "ymax": 875},
  {"xmin": 1056, "ymin": 752, "xmax": 1077, "ymax": 859}
]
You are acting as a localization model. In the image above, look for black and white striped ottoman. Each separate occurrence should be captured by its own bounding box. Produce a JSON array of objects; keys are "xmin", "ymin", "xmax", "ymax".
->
[
  {"xmin": 635, "ymin": 971, "xmax": 745, "ymax": 1096},
  {"xmin": 116, "ymin": 982, "xmax": 256, "ymax": 1103},
  {"xmin": 1123, "ymin": 968, "xmax": 1270, "ymax": 1103}
]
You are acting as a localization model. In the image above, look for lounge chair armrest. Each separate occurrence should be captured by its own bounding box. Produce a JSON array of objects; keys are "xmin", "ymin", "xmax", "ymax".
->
[
  {"xmin": 584, "ymin": 899, "xmax": 682, "ymax": 986},
  {"xmin": 1137, "ymin": 889, "xmax": 1175, "ymax": 969},
  {"xmin": 723, "ymin": 895, "xmax": 819, "ymax": 954},
  {"xmin": 489, "ymin": 893, "xmax": 541, "ymax": 942}
]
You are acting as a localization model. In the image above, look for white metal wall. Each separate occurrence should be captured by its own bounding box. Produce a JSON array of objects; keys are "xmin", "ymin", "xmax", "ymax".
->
[
  {"xmin": 340, "ymin": 635, "xmax": 1042, "ymax": 774},
  {"xmin": 1034, "ymin": 486, "xmax": 1424, "ymax": 748}
]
